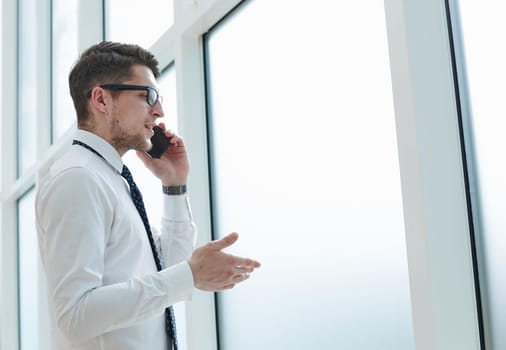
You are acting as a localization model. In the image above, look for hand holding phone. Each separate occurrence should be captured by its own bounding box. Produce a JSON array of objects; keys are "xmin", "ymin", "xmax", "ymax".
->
[{"xmin": 147, "ymin": 125, "xmax": 171, "ymax": 158}]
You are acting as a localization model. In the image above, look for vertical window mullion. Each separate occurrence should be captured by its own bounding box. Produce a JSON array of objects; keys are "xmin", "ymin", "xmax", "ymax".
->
[
  {"xmin": 2, "ymin": 0, "xmax": 21, "ymax": 349},
  {"xmin": 448, "ymin": 0, "xmax": 506, "ymax": 349},
  {"xmin": 176, "ymin": 35, "xmax": 218, "ymax": 350},
  {"xmin": 385, "ymin": 0, "xmax": 481, "ymax": 348}
]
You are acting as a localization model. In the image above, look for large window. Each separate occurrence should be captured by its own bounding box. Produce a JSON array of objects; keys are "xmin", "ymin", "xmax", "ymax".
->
[
  {"xmin": 18, "ymin": 0, "xmax": 38, "ymax": 175},
  {"xmin": 205, "ymin": 1, "xmax": 414, "ymax": 349},
  {"xmin": 17, "ymin": 188, "xmax": 38, "ymax": 350},
  {"xmin": 51, "ymin": 0, "xmax": 79, "ymax": 139},
  {"xmin": 2, "ymin": 1, "xmax": 486, "ymax": 349},
  {"xmin": 106, "ymin": 0, "xmax": 174, "ymax": 49},
  {"xmin": 451, "ymin": 1, "xmax": 506, "ymax": 348}
]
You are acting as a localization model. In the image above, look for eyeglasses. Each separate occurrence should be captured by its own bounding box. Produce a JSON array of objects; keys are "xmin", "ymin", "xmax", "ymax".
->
[{"xmin": 87, "ymin": 84, "xmax": 163, "ymax": 107}]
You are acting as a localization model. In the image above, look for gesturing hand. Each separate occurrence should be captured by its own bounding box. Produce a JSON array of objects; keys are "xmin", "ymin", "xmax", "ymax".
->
[{"xmin": 188, "ymin": 233, "xmax": 261, "ymax": 291}]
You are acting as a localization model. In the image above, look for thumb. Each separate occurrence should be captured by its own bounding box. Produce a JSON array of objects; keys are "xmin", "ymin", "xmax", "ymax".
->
[
  {"xmin": 136, "ymin": 150, "xmax": 151, "ymax": 165},
  {"xmin": 208, "ymin": 232, "xmax": 239, "ymax": 251}
]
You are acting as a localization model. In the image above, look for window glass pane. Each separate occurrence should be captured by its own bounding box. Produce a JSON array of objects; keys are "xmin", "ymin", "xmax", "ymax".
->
[
  {"xmin": 18, "ymin": 188, "xmax": 38, "ymax": 349},
  {"xmin": 205, "ymin": 1, "xmax": 414, "ymax": 349},
  {"xmin": 107, "ymin": 0, "xmax": 173, "ymax": 49},
  {"xmin": 122, "ymin": 66, "xmax": 187, "ymax": 348},
  {"xmin": 455, "ymin": 2, "xmax": 506, "ymax": 348},
  {"xmin": 52, "ymin": 0, "xmax": 79, "ymax": 139},
  {"xmin": 18, "ymin": 0, "xmax": 38, "ymax": 175}
]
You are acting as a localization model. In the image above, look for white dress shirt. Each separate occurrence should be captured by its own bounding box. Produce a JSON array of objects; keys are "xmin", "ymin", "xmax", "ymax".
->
[{"xmin": 36, "ymin": 129, "xmax": 196, "ymax": 350}]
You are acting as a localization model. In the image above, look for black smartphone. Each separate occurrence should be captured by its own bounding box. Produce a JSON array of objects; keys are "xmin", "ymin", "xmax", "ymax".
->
[{"xmin": 147, "ymin": 125, "xmax": 171, "ymax": 158}]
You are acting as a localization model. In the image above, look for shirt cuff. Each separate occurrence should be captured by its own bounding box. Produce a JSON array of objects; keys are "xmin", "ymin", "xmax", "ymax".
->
[
  {"xmin": 163, "ymin": 194, "xmax": 192, "ymax": 222},
  {"xmin": 159, "ymin": 260, "xmax": 194, "ymax": 304}
]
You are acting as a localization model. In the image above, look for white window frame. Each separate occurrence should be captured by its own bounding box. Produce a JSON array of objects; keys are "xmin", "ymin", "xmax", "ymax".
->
[
  {"xmin": 385, "ymin": 0, "xmax": 481, "ymax": 348},
  {"xmin": 0, "ymin": 0, "xmax": 483, "ymax": 349},
  {"xmin": 2, "ymin": 0, "xmax": 23, "ymax": 348}
]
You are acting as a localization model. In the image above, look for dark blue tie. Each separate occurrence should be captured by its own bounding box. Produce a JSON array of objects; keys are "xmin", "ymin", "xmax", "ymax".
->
[
  {"xmin": 73, "ymin": 140, "xmax": 178, "ymax": 350},
  {"xmin": 120, "ymin": 165, "xmax": 178, "ymax": 350}
]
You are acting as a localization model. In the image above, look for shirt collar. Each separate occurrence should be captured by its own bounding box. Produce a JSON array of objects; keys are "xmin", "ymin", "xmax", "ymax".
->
[{"xmin": 73, "ymin": 129, "xmax": 124, "ymax": 174}]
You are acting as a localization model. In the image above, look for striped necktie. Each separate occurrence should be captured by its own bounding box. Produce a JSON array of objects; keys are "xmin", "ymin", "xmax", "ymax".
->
[{"xmin": 73, "ymin": 140, "xmax": 178, "ymax": 350}]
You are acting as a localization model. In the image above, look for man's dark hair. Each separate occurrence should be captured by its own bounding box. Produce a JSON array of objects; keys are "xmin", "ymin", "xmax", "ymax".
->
[{"xmin": 68, "ymin": 41, "xmax": 160, "ymax": 125}]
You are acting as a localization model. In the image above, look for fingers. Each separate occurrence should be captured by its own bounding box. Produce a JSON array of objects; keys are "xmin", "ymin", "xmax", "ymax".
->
[
  {"xmin": 189, "ymin": 233, "xmax": 261, "ymax": 292},
  {"xmin": 208, "ymin": 233, "xmax": 261, "ymax": 268},
  {"xmin": 153, "ymin": 123, "xmax": 180, "ymax": 144},
  {"xmin": 228, "ymin": 255, "xmax": 261, "ymax": 269},
  {"xmin": 233, "ymin": 266, "xmax": 255, "ymax": 274},
  {"xmin": 231, "ymin": 270, "xmax": 251, "ymax": 283},
  {"xmin": 163, "ymin": 132, "xmax": 185, "ymax": 151},
  {"xmin": 217, "ymin": 271, "xmax": 252, "ymax": 291},
  {"xmin": 155, "ymin": 123, "xmax": 182, "ymax": 145},
  {"xmin": 212, "ymin": 255, "xmax": 260, "ymax": 291},
  {"xmin": 208, "ymin": 232, "xmax": 239, "ymax": 251},
  {"xmin": 164, "ymin": 130, "xmax": 180, "ymax": 143}
]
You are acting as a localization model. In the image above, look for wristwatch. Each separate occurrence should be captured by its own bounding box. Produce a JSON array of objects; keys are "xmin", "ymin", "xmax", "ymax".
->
[{"xmin": 162, "ymin": 184, "xmax": 187, "ymax": 195}]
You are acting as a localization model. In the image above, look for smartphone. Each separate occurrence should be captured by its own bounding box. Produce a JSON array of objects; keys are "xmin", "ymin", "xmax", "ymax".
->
[{"xmin": 147, "ymin": 125, "xmax": 171, "ymax": 158}]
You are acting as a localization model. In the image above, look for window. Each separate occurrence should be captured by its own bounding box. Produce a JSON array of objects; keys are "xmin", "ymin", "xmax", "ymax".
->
[
  {"xmin": 18, "ymin": 188, "xmax": 38, "ymax": 349},
  {"xmin": 18, "ymin": 0, "xmax": 38, "ymax": 175},
  {"xmin": 51, "ymin": 0, "xmax": 79, "ymax": 139},
  {"xmin": 1, "ymin": 1, "xmax": 484, "ymax": 349},
  {"xmin": 106, "ymin": 0, "xmax": 174, "ymax": 49},
  {"xmin": 205, "ymin": 1, "xmax": 414, "ymax": 349}
]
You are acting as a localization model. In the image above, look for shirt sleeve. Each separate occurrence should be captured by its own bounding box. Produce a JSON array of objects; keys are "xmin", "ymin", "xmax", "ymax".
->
[
  {"xmin": 155, "ymin": 194, "xmax": 197, "ymax": 267},
  {"xmin": 36, "ymin": 167, "xmax": 194, "ymax": 343}
]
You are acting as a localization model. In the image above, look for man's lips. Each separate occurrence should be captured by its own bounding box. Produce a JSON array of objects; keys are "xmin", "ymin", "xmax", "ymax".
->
[{"xmin": 145, "ymin": 124, "xmax": 155, "ymax": 135}]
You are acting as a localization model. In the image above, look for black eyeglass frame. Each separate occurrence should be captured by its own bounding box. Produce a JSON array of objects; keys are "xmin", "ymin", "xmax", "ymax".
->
[{"xmin": 86, "ymin": 84, "xmax": 162, "ymax": 107}]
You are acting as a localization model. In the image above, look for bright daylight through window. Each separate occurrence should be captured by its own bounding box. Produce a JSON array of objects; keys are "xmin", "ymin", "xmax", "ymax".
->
[{"xmin": 205, "ymin": 1, "xmax": 414, "ymax": 349}]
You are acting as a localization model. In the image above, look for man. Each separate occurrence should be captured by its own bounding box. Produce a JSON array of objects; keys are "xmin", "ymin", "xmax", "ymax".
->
[{"xmin": 35, "ymin": 41, "xmax": 260, "ymax": 350}]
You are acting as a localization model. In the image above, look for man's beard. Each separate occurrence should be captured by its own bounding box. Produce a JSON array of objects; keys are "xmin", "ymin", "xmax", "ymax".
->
[{"xmin": 110, "ymin": 118, "xmax": 151, "ymax": 153}]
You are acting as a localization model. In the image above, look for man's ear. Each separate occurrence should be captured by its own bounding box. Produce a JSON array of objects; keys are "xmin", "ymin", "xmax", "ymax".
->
[{"xmin": 89, "ymin": 86, "xmax": 109, "ymax": 114}]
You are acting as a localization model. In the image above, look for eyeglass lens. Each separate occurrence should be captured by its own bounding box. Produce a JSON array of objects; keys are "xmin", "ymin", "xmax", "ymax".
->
[{"xmin": 148, "ymin": 88, "xmax": 158, "ymax": 106}]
